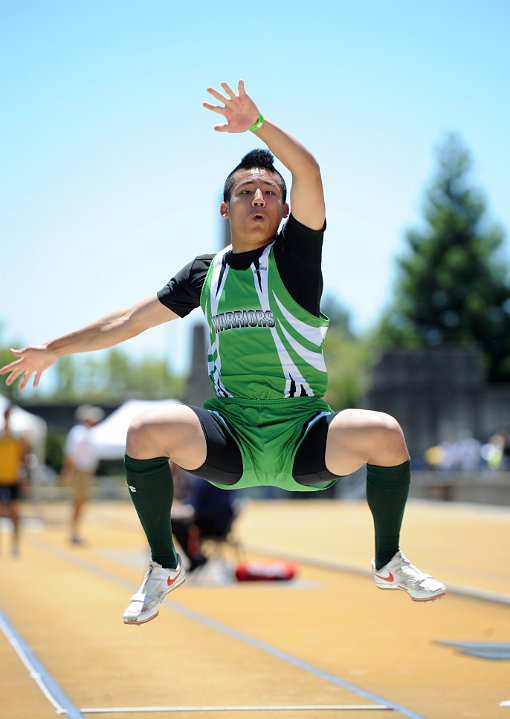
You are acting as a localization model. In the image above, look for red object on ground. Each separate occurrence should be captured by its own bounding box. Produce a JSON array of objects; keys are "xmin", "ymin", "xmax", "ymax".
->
[{"xmin": 235, "ymin": 561, "xmax": 297, "ymax": 582}]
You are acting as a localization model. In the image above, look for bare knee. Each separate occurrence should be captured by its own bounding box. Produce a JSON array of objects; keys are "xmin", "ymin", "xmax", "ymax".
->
[
  {"xmin": 127, "ymin": 416, "xmax": 151, "ymax": 457},
  {"xmin": 366, "ymin": 412, "xmax": 408, "ymax": 465},
  {"xmin": 126, "ymin": 414, "xmax": 172, "ymax": 459},
  {"xmin": 326, "ymin": 409, "xmax": 408, "ymax": 475},
  {"xmin": 126, "ymin": 406, "xmax": 207, "ymax": 467}
]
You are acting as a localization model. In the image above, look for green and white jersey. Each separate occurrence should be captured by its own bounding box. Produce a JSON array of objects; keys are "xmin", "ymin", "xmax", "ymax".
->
[{"xmin": 200, "ymin": 242, "xmax": 329, "ymax": 400}]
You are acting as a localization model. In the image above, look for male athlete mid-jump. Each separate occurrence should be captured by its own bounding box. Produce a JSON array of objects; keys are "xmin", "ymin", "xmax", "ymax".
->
[{"xmin": 0, "ymin": 80, "xmax": 445, "ymax": 624}]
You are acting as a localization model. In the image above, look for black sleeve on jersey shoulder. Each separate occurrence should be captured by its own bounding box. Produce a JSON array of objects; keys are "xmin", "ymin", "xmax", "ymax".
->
[
  {"xmin": 273, "ymin": 214, "xmax": 326, "ymax": 317},
  {"xmin": 277, "ymin": 213, "xmax": 326, "ymax": 264},
  {"xmin": 157, "ymin": 254, "xmax": 214, "ymax": 318}
]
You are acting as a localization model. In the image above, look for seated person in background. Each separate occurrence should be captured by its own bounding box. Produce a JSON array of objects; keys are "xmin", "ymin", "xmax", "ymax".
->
[{"xmin": 171, "ymin": 462, "xmax": 237, "ymax": 573}]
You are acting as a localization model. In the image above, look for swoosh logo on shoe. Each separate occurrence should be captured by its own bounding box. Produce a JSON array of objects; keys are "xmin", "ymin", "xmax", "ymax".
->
[
  {"xmin": 167, "ymin": 567, "xmax": 182, "ymax": 586},
  {"xmin": 375, "ymin": 570, "xmax": 394, "ymax": 582}
]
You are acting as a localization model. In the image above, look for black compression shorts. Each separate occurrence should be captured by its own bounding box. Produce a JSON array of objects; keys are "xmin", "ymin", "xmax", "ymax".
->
[{"xmin": 186, "ymin": 405, "xmax": 341, "ymax": 489}]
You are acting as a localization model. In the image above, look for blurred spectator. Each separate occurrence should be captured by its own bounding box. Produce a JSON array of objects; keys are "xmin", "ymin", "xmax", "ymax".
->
[
  {"xmin": 170, "ymin": 462, "xmax": 237, "ymax": 573},
  {"xmin": 460, "ymin": 437, "xmax": 482, "ymax": 470},
  {"xmin": 423, "ymin": 444, "xmax": 444, "ymax": 470},
  {"xmin": 481, "ymin": 431, "xmax": 510, "ymax": 470},
  {"xmin": 0, "ymin": 404, "xmax": 30, "ymax": 556},
  {"xmin": 502, "ymin": 431, "xmax": 510, "ymax": 469},
  {"xmin": 425, "ymin": 432, "xmax": 482, "ymax": 471},
  {"xmin": 61, "ymin": 405, "xmax": 104, "ymax": 545}
]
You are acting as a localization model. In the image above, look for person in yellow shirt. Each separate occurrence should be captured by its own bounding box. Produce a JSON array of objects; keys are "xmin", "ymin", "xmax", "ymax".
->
[{"xmin": 0, "ymin": 404, "xmax": 30, "ymax": 556}]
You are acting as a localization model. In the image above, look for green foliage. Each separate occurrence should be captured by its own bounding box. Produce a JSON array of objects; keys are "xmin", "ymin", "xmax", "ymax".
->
[
  {"xmin": 52, "ymin": 348, "xmax": 184, "ymax": 401},
  {"xmin": 54, "ymin": 355, "xmax": 77, "ymax": 398},
  {"xmin": 375, "ymin": 134, "xmax": 510, "ymax": 382},
  {"xmin": 0, "ymin": 327, "xmax": 24, "ymax": 402},
  {"xmin": 321, "ymin": 297, "xmax": 369, "ymax": 409},
  {"xmin": 321, "ymin": 294, "xmax": 355, "ymax": 337},
  {"xmin": 0, "ymin": 348, "xmax": 19, "ymax": 402},
  {"xmin": 45, "ymin": 428, "xmax": 66, "ymax": 472},
  {"xmin": 324, "ymin": 328, "xmax": 370, "ymax": 409}
]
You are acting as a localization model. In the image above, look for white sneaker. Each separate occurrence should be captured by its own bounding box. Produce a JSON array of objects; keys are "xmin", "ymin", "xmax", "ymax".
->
[
  {"xmin": 123, "ymin": 557, "xmax": 186, "ymax": 625},
  {"xmin": 371, "ymin": 551, "xmax": 446, "ymax": 602}
]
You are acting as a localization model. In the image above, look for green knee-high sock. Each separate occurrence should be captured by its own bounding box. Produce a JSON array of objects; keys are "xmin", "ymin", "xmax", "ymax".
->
[
  {"xmin": 124, "ymin": 455, "xmax": 178, "ymax": 569},
  {"xmin": 366, "ymin": 460, "xmax": 411, "ymax": 570}
]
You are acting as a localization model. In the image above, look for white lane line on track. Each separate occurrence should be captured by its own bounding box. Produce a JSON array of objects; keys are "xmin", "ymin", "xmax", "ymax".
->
[
  {"xmin": 0, "ymin": 607, "xmax": 84, "ymax": 718},
  {"xmin": 24, "ymin": 535, "xmax": 428, "ymax": 719},
  {"xmin": 76, "ymin": 705, "xmax": 391, "ymax": 713}
]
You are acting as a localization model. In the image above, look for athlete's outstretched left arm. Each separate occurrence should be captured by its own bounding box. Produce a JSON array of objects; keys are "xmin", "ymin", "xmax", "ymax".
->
[{"xmin": 203, "ymin": 80, "xmax": 325, "ymax": 231}]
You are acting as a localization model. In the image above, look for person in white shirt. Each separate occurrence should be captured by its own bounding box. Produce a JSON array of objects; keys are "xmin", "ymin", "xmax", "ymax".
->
[{"xmin": 61, "ymin": 405, "xmax": 104, "ymax": 545}]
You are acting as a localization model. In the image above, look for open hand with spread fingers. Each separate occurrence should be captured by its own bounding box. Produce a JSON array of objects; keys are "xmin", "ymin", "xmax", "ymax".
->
[
  {"xmin": 203, "ymin": 80, "xmax": 261, "ymax": 133},
  {"xmin": 0, "ymin": 346, "xmax": 57, "ymax": 390}
]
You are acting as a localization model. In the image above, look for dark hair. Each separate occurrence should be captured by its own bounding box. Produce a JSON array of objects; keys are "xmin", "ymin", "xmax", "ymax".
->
[{"xmin": 223, "ymin": 149, "xmax": 287, "ymax": 202}]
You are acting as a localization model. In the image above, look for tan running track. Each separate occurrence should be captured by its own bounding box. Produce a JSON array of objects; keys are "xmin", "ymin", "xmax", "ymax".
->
[{"xmin": 0, "ymin": 498, "xmax": 509, "ymax": 719}]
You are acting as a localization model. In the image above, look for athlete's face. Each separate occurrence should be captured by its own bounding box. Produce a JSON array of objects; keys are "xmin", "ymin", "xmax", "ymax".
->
[{"xmin": 221, "ymin": 168, "xmax": 289, "ymax": 251}]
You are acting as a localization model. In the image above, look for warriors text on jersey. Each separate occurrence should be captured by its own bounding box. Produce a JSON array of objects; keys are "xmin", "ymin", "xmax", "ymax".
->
[
  {"xmin": 157, "ymin": 214, "xmax": 330, "ymax": 400},
  {"xmin": 201, "ymin": 241, "xmax": 329, "ymax": 400}
]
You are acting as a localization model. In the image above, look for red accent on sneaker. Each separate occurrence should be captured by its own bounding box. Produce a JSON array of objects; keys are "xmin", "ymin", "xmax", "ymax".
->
[
  {"xmin": 375, "ymin": 570, "xmax": 394, "ymax": 582},
  {"xmin": 167, "ymin": 567, "xmax": 182, "ymax": 586}
]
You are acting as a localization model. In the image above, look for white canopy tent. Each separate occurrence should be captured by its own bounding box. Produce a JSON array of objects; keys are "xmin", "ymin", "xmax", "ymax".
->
[{"xmin": 90, "ymin": 398, "xmax": 180, "ymax": 460}]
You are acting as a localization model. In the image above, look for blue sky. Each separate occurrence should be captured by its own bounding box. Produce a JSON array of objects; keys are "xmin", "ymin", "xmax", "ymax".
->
[{"xmin": 1, "ymin": 0, "xmax": 509, "ymax": 389}]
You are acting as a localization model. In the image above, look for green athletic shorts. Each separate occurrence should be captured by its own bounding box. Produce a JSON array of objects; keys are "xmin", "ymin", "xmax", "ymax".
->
[{"xmin": 201, "ymin": 395, "xmax": 337, "ymax": 492}]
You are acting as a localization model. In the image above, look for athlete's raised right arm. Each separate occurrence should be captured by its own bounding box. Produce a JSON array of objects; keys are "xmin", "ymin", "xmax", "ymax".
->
[{"xmin": 0, "ymin": 296, "xmax": 178, "ymax": 390}]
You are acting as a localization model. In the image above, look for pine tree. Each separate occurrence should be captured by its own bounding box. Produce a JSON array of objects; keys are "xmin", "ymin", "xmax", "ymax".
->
[{"xmin": 378, "ymin": 134, "xmax": 510, "ymax": 382}]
